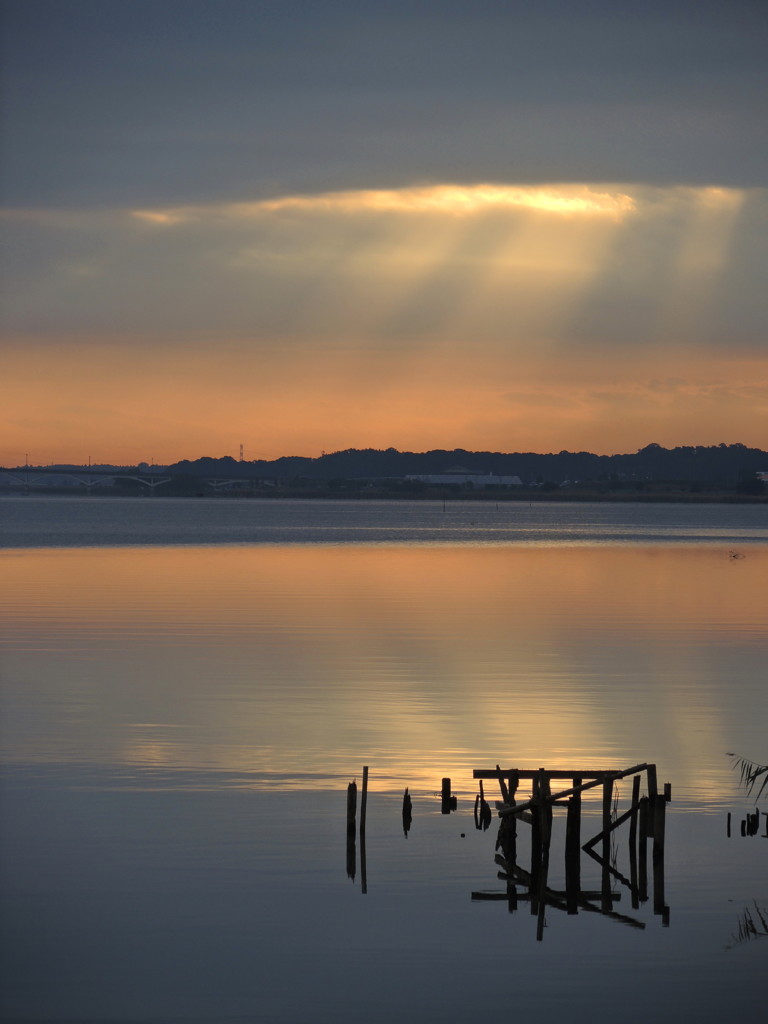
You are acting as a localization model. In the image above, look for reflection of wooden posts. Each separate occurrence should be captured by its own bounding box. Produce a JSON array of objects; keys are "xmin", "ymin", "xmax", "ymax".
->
[
  {"xmin": 360, "ymin": 828, "xmax": 367, "ymax": 894},
  {"xmin": 565, "ymin": 776, "xmax": 582, "ymax": 914},
  {"xmin": 629, "ymin": 774, "xmax": 641, "ymax": 909},
  {"xmin": 346, "ymin": 779, "xmax": 357, "ymax": 880}
]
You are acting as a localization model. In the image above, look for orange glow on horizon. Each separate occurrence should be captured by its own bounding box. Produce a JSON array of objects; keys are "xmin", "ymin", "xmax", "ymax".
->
[{"xmin": 1, "ymin": 338, "xmax": 765, "ymax": 465}]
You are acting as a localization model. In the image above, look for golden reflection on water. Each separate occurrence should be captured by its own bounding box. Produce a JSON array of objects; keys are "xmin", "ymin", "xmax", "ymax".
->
[{"xmin": 1, "ymin": 544, "xmax": 765, "ymax": 802}]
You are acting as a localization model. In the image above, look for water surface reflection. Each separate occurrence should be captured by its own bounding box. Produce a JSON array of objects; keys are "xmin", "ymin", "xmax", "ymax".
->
[
  {"xmin": 1, "ymin": 544, "xmax": 765, "ymax": 803},
  {"xmin": 1, "ymin": 541, "xmax": 766, "ymax": 1022}
]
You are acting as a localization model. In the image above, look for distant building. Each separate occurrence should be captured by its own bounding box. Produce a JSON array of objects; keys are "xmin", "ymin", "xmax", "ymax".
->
[{"xmin": 406, "ymin": 466, "xmax": 522, "ymax": 488}]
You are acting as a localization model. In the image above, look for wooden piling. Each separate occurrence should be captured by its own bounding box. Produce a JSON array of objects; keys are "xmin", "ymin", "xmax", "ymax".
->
[
  {"xmin": 473, "ymin": 761, "xmax": 668, "ymax": 938},
  {"xmin": 629, "ymin": 774, "xmax": 641, "ymax": 909},
  {"xmin": 358, "ymin": 767, "xmax": 369, "ymax": 893},
  {"xmin": 565, "ymin": 776, "xmax": 582, "ymax": 915},
  {"xmin": 638, "ymin": 796, "xmax": 648, "ymax": 902},
  {"xmin": 402, "ymin": 787, "xmax": 412, "ymax": 836},
  {"xmin": 601, "ymin": 779, "xmax": 613, "ymax": 913},
  {"xmin": 360, "ymin": 766, "xmax": 368, "ymax": 836},
  {"xmin": 652, "ymin": 789, "xmax": 667, "ymax": 918},
  {"xmin": 496, "ymin": 764, "xmax": 509, "ymax": 804},
  {"xmin": 346, "ymin": 779, "xmax": 357, "ymax": 881},
  {"xmin": 628, "ymin": 775, "xmax": 640, "ymax": 849},
  {"xmin": 441, "ymin": 777, "xmax": 453, "ymax": 814},
  {"xmin": 536, "ymin": 773, "xmax": 553, "ymax": 941},
  {"xmin": 530, "ymin": 771, "xmax": 542, "ymax": 915},
  {"xmin": 476, "ymin": 781, "xmax": 492, "ymax": 831},
  {"xmin": 347, "ymin": 779, "xmax": 357, "ymax": 832},
  {"xmin": 498, "ymin": 776, "xmax": 519, "ymax": 912},
  {"xmin": 508, "ymin": 771, "xmax": 519, "ymax": 803},
  {"xmin": 646, "ymin": 763, "xmax": 658, "ymax": 802}
]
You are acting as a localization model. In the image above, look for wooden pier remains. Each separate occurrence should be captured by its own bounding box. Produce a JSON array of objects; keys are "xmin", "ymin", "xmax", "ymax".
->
[{"xmin": 471, "ymin": 763, "xmax": 670, "ymax": 940}]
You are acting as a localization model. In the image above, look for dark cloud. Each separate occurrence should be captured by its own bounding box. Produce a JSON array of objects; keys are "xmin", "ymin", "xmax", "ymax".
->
[{"xmin": 2, "ymin": 0, "xmax": 766, "ymax": 209}]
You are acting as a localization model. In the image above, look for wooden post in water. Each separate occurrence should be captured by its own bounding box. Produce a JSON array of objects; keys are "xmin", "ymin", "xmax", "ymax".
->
[
  {"xmin": 645, "ymin": 763, "xmax": 658, "ymax": 839},
  {"xmin": 503, "ymin": 771, "xmax": 519, "ymax": 911},
  {"xmin": 565, "ymin": 776, "xmax": 582, "ymax": 914},
  {"xmin": 629, "ymin": 774, "xmax": 641, "ymax": 909},
  {"xmin": 653, "ymin": 785, "xmax": 667, "ymax": 921},
  {"xmin": 441, "ymin": 777, "xmax": 451, "ymax": 814},
  {"xmin": 530, "ymin": 771, "xmax": 543, "ymax": 915},
  {"xmin": 360, "ymin": 766, "xmax": 368, "ymax": 836},
  {"xmin": 360, "ymin": 767, "xmax": 368, "ymax": 894},
  {"xmin": 347, "ymin": 779, "xmax": 357, "ymax": 830},
  {"xmin": 536, "ymin": 773, "xmax": 553, "ymax": 941},
  {"xmin": 638, "ymin": 796, "xmax": 649, "ymax": 902},
  {"xmin": 496, "ymin": 764, "xmax": 509, "ymax": 804},
  {"xmin": 402, "ymin": 788, "xmax": 412, "ymax": 836},
  {"xmin": 508, "ymin": 771, "xmax": 519, "ymax": 806},
  {"xmin": 601, "ymin": 779, "xmax": 613, "ymax": 913},
  {"xmin": 346, "ymin": 779, "xmax": 357, "ymax": 881}
]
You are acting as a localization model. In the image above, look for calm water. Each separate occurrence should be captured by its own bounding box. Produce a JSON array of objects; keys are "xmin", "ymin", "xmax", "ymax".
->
[{"xmin": 1, "ymin": 497, "xmax": 766, "ymax": 1023}]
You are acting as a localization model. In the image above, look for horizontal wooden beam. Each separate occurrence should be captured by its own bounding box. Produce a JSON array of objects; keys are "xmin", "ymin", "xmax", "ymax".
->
[
  {"xmin": 498, "ymin": 764, "xmax": 650, "ymax": 818},
  {"xmin": 474, "ymin": 766, "xmax": 650, "ymax": 781}
]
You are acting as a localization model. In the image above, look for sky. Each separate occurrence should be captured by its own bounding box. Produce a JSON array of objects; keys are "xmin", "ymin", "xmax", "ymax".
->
[{"xmin": 1, "ymin": 0, "xmax": 767, "ymax": 465}]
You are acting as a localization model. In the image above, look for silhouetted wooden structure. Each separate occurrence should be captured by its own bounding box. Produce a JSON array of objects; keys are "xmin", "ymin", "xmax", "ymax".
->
[
  {"xmin": 441, "ymin": 777, "xmax": 458, "ymax": 814},
  {"xmin": 471, "ymin": 763, "xmax": 670, "ymax": 940},
  {"xmin": 402, "ymin": 788, "xmax": 413, "ymax": 836}
]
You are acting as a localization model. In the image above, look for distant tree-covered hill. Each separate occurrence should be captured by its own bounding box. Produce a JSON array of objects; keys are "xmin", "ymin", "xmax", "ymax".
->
[{"xmin": 168, "ymin": 443, "xmax": 767, "ymax": 488}]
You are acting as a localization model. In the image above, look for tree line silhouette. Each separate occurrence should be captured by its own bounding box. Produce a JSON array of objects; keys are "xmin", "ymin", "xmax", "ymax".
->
[{"xmin": 168, "ymin": 443, "xmax": 766, "ymax": 491}]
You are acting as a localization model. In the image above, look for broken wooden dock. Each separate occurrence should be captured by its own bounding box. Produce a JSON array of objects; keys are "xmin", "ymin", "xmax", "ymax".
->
[{"xmin": 471, "ymin": 763, "xmax": 670, "ymax": 940}]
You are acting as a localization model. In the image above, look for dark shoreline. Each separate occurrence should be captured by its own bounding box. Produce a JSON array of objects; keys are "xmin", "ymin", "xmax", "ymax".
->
[{"xmin": 2, "ymin": 487, "xmax": 766, "ymax": 504}]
